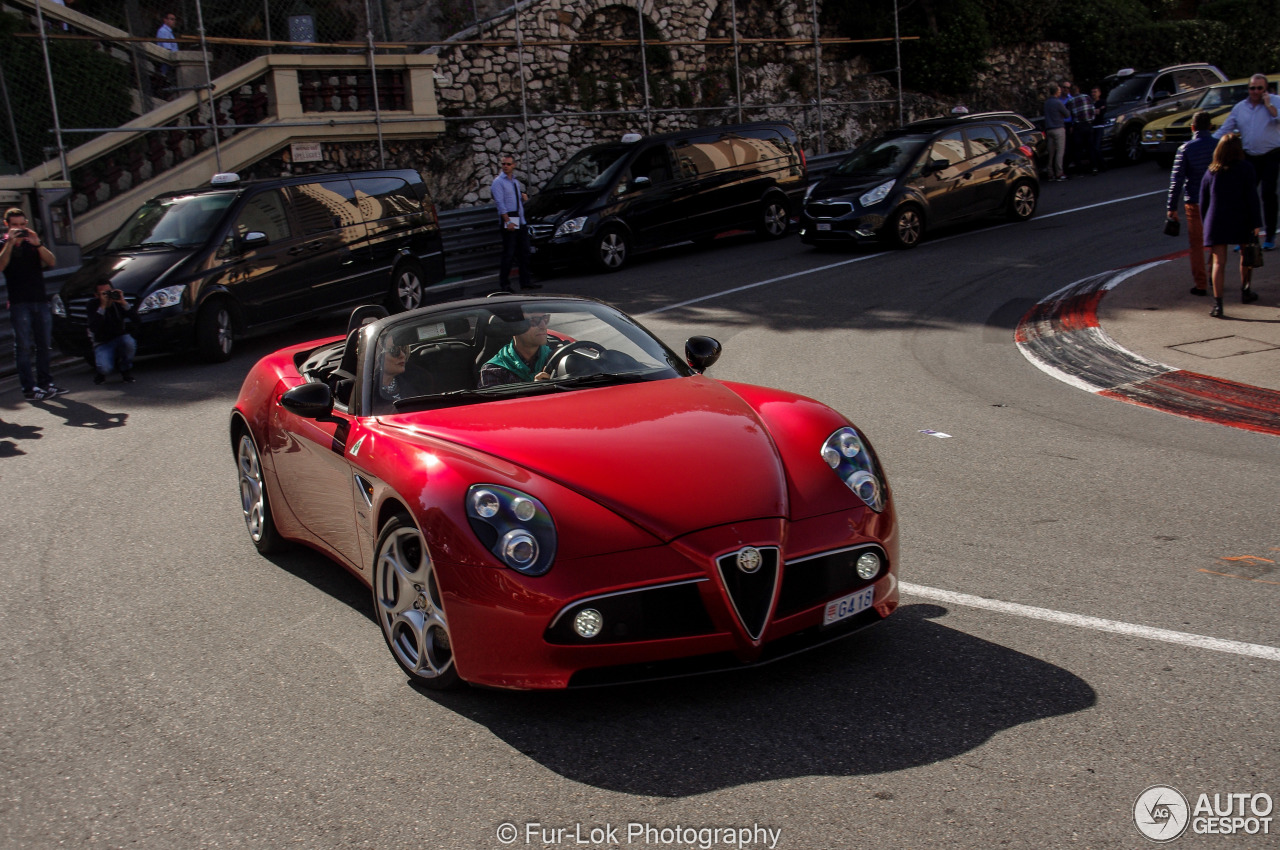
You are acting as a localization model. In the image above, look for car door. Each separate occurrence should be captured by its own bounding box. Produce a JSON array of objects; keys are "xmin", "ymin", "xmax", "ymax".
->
[
  {"xmin": 610, "ymin": 144, "xmax": 681, "ymax": 249},
  {"xmin": 208, "ymin": 187, "xmax": 304, "ymax": 324},
  {"xmin": 961, "ymin": 124, "xmax": 1016, "ymax": 214},
  {"xmin": 349, "ymin": 173, "xmax": 426, "ymax": 299},
  {"xmin": 915, "ymin": 130, "xmax": 970, "ymax": 225},
  {"xmin": 671, "ymin": 131, "xmax": 740, "ymax": 236},
  {"xmin": 284, "ymin": 177, "xmax": 373, "ymax": 309}
]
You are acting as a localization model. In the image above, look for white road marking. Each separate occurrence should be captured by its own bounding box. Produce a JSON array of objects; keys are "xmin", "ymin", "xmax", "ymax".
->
[{"xmin": 900, "ymin": 582, "xmax": 1280, "ymax": 662}]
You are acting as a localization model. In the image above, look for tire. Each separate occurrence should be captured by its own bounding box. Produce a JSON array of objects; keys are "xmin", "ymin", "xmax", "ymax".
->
[
  {"xmin": 1007, "ymin": 181, "xmax": 1039, "ymax": 221},
  {"xmin": 757, "ymin": 196, "xmax": 789, "ymax": 239},
  {"xmin": 593, "ymin": 227, "xmax": 629, "ymax": 272},
  {"xmin": 388, "ymin": 260, "xmax": 426, "ymax": 312},
  {"xmin": 373, "ymin": 512, "xmax": 460, "ymax": 689},
  {"xmin": 883, "ymin": 205, "xmax": 923, "ymax": 249},
  {"xmin": 1121, "ymin": 128, "xmax": 1144, "ymax": 165},
  {"xmin": 195, "ymin": 301, "xmax": 235, "ymax": 362},
  {"xmin": 235, "ymin": 430, "xmax": 284, "ymax": 554}
]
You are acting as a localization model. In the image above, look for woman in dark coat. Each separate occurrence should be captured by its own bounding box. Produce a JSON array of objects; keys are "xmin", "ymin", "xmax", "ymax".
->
[{"xmin": 1200, "ymin": 133, "xmax": 1262, "ymax": 317}]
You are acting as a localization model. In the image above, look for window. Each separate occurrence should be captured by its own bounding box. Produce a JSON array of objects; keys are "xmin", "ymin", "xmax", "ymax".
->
[
  {"xmin": 350, "ymin": 176, "xmax": 419, "ymax": 221},
  {"xmin": 287, "ymin": 179, "xmax": 360, "ymax": 235},
  {"xmin": 234, "ymin": 190, "xmax": 292, "ymax": 242},
  {"xmin": 1152, "ymin": 73, "xmax": 1177, "ymax": 98},
  {"xmin": 674, "ymin": 134, "xmax": 736, "ymax": 178},
  {"xmin": 965, "ymin": 125, "xmax": 1004, "ymax": 157},
  {"xmin": 928, "ymin": 130, "xmax": 968, "ymax": 168},
  {"xmin": 629, "ymin": 146, "xmax": 673, "ymax": 185}
]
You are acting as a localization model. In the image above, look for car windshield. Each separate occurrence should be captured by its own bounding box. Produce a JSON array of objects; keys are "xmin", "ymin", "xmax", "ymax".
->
[
  {"xmin": 835, "ymin": 135, "xmax": 928, "ymax": 178},
  {"xmin": 373, "ymin": 299, "xmax": 691, "ymax": 413},
  {"xmin": 106, "ymin": 192, "xmax": 236, "ymax": 250},
  {"xmin": 543, "ymin": 146, "xmax": 632, "ymax": 191},
  {"xmin": 1106, "ymin": 74, "xmax": 1155, "ymax": 107},
  {"xmin": 1200, "ymin": 84, "xmax": 1249, "ymax": 109}
]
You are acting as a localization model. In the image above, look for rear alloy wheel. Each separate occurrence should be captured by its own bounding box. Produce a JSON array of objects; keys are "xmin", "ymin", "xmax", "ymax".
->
[
  {"xmin": 884, "ymin": 205, "xmax": 923, "ymax": 249},
  {"xmin": 373, "ymin": 513, "xmax": 460, "ymax": 689},
  {"xmin": 236, "ymin": 430, "xmax": 283, "ymax": 554},
  {"xmin": 196, "ymin": 301, "xmax": 235, "ymax": 362},
  {"xmin": 1008, "ymin": 181, "xmax": 1039, "ymax": 221},
  {"xmin": 594, "ymin": 227, "xmax": 629, "ymax": 272},
  {"xmin": 757, "ymin": 197, "xmax": 789, "ymax": 239},
  {"xmin": 389, "ymin": 260, "xmax": 426, "ymax": 312}
]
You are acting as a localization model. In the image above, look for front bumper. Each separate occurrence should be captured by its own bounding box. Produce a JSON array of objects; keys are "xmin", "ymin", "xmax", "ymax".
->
[
  {"xmin": 798, "ymin": 209, "xmax": 888, "ymax": 245},
  {"xmin": 53, "ymin": 307, "xmax": 194, "ymax": 356},
  {"xmin": 439, "ymin": 509, "xmax": 900, "ymax": 689}
]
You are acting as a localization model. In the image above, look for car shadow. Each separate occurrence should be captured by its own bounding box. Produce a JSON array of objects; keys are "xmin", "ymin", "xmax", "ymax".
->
[{"xmin": 410, "ymin": 603, "xmax": 1097, "ymax": 796}]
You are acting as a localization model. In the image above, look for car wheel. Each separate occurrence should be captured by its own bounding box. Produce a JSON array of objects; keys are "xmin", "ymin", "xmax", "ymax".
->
[
  {"xmin": 884, "ymin": 205, "xmax": 923, "ymax": 249},
  {"xmin": 757, "ymin": 197, "xmax": 789, "ymax": 239},
  {"xmin": 389, "ymin": 260, "xmax": 426, "ymax": 312},
  {"xmin": 1122, "ymin": 128, "xmax": 1144, "ymax": 165},
  {"xmin": 195, "ymin": 301, "xmax": 235, "ymax": 362},
  {"xmin": 235, "ymin": 429, "xmax": 284, "ymax": 554},
  {"xmin": 1007, "ymin": 181, "xmax": 1039, "ymax": 221},
  {"xmin": 593, "ymin": 227, "xmax": 629, "ymax": 272},
  {"xmin": 373, "ymin": 512, "xmax": 460, "ymax": 689}
]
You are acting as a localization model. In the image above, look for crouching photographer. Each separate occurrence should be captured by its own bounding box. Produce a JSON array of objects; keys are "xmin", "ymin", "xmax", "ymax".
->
[{"xmin": 88, "ymin": 281, "xmax": 139, "ymax": 384}]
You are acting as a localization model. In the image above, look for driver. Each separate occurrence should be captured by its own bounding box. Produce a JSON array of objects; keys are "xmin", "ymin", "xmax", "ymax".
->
[{"xmin": 478, "ymin": 308, "xmax": 560, "ymax": 387}]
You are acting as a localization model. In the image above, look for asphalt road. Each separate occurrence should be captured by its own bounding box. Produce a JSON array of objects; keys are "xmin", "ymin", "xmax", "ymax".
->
[{"xmin": 1, "ymin": 164, "xmax": 1276, "ymax": 849}]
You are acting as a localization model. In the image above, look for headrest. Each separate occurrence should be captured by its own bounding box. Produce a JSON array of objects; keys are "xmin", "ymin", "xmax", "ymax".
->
[
  {"xmin": 443, "ymin": 316, "xmax": 471, "ymax": 338},
  {"xmin": 389, "ymin": 325, "xmax": 422, "ymax": 348}
]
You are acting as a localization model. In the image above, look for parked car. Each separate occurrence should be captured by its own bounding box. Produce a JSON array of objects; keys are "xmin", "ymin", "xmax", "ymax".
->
[
  {"xmin": 1097, "ymin": 63, "xmax": 1227, "ymax": 164},
  {"xmin": 51, "ymin": 169, "xmax": 448, "ymax": 362},
  {"xmin": 525, "ymin": 122, "xmax": 807, "ymax": 273},
  {"xmin": 230, "ymin": 295, "xmax": 899, "ymax": 690},
  {"xmin": 1141, "ymin": 74, "xmax": 1280, "ymax": 166},
  {"xmin": 798, "ymin": 116, "xmax": 1039, "ymax": 249}
]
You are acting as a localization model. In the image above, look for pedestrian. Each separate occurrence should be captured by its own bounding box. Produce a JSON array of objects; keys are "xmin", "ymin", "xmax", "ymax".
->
[
  {"xmin": 490, "ymin": 154, "xmax": 540, "ymax": 292},
  {"xmin": 156, "ymin": 12, "xmax": 178, "ymax": 51},
  {"xmin": 1068, "ymin": 83, "xmax": 1098, "ymax": 172},
  {"xmin": 87, "ymin": 280, "xmax": 138, "ymax": 384},
  {"xmin": 1200, "ymin": 134, "xmax": 1262, "ymax": 318},
  {"xmin": 1043, "ymin": 83, "xmax": 1069, "ymax": 181},
  {"xmin": 1215, "ymin": 73, "xmax": 1280, "ymax": 250},
  {"xmin": 1166, "ymin": 111, "xmax": 1218, "ymax": 296},
  {"xmin": 1090, "ymin": 85, "xmax": 1108, "ymax": 172},
  {"xmin": 0, "ymin": 208, "xmax": 65, "ymax": 401},
  {"xmin": 1060, "ymin": 82, "xmax": 1077, "ymax": 171}
]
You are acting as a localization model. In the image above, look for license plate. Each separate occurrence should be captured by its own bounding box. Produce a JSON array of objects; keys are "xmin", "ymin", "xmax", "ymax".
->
[
  {"xmin": 816, "ymin": 223, "xmax": 831, "ymax": 231},
  {"xmin": 823, "ymin": 586, "xmax": 875, "ymax": 625}
]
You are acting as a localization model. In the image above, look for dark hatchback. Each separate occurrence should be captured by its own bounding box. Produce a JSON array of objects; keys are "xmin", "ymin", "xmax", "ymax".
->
[
  {"xmin": 51, "ymin": 169, "xmax": 447, "ymax": 362},
  {"xmin": 798, "ymin": 117, "xmax": 1039, "ymax": 249}
]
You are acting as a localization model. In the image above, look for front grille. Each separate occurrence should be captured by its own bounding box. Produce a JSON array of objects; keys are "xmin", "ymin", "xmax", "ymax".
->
[
  {"xmin": 716, "ymin": 547, "xmax": 780, "ymax": 641},
  {"xmin": 806, "ymin": 201, "xmax": 853, "ymax": 219},
  {"xmin": 528, "ymin": 223, "xmax": 555, "ymax": 241},
  {"xmin": 776, "ymin": 545, "xmax": 886, "ymax": 618},
  {"xmin": 545, "ymin": 579, "xmax": 715, "ymax": 645}
]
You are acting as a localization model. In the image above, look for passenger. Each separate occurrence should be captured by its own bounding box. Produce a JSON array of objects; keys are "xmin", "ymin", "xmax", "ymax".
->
[
  {"xmin": 374, "ymin": 328, "xmax": 431, "ymax": 411},
  {"xmin": 478, "ymin": 309, "xmax": 558, "ymax": 387}
]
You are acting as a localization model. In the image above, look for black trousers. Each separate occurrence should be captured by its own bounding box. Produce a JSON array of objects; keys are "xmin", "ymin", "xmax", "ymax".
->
[
  {"xmin": 498, "ymin": 224, "xmax": 532, "ymax": 290},
  {"xmin": 1246, "ymin": 148, "xmax": 1280, "ymax": 241}
]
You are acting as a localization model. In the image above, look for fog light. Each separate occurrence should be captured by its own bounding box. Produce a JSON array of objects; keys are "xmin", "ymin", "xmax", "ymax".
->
[
  {"xmin": 573, "ymin": 608, "xmax": 603, "ymax": 638},
  {"xmin": 856, "ymin": 551, "xmax": 881, "ymax": 580}
]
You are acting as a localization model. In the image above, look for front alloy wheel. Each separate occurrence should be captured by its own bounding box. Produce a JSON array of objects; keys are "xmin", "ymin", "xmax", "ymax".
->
[
  {"xmin": 236, "ymin": 431, "xmax": 282, "ymax": 553},
  {"xmin": 374, "ymin": 513, "xmax": 459, "ymax": 689},
  {"xmin": 885, "ymin": 206, "xmax": 923, "ymax": 249},
  {"xmin": 594, "ymin": 228, "xmax": 629, "ymax": 272},
  {"xmin": 196, "ymin": 302, "xmax": 234, "ymax": 362}
]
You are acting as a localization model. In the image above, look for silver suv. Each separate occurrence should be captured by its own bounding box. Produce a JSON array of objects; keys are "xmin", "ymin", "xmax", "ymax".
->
[{"xmin": 1098, "ymin": 63, "xmax": 1226, "ymax": 163}]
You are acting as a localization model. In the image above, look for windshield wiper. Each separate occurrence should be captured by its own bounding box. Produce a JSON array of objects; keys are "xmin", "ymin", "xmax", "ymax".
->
[{"xmin": 135, "ymin": 240, "xmax": 178, "ymax": 249}]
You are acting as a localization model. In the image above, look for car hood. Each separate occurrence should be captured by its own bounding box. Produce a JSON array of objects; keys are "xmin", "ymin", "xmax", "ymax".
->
[
  {"xmin": 525, "ymin": 188, "xmax": 597, "ymax": 223},
  {"xmin": 384, "ymin": 376, "xmax": 789, "ymax": 541},
  {"xmin": 60, "ymin": 249, "xmax": 190, "ymax": 297},
  {"xmin": 811, "ymin": 174, "xmax": 895, "ymax": 200}
]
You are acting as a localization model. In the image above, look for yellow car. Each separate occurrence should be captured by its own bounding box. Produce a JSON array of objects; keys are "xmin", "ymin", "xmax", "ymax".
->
[{"xmin": 1141, "ymin": 74, "xmax": 1280, "ymax": 165}]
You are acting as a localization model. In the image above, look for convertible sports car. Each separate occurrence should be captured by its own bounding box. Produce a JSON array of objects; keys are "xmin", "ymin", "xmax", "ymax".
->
[{"xmin": 230, "ymin": 295, "xmax": 899, "ymax": 690}]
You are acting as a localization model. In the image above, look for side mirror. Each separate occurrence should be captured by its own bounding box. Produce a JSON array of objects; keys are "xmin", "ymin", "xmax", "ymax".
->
[
  {"xmin": 685, "ymin": 336, "xmax": 722, "ymax": 373},
  {"xmin": 242, "ymin": 231, "xmax": 268, "ymax": 249},
  {"xmin": 926, "ymin": 158, "xmax": 948, "ymax": 175},
  {"xmin": 281, "ymin": 382, "xmax": 333, "ymax": 419},
  {"xmin": 632, "ymin": 175, "xmax": 651, "ymax": 188}
]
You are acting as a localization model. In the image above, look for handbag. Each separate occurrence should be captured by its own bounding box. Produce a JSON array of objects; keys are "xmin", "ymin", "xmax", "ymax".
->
[
  {"xmin": 1163, "ymin": 217, "xmax": 1180, "ymax": 237},
  {"xmin": 1243, "ymin": 240, "xmax": 1265, "ymax": 268}
]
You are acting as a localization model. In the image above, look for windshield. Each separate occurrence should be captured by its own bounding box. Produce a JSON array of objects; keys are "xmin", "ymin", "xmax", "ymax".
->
[
  {"xmin": 1106, "ymin": 74, "xmax": 1155, "ymax": 107},
  {"xmin": 372, "ymin": 299, "xmax": 690, "ymax": 414},
  {"xmin": 835, "ymin": 135, "xmax": 928, "ymax": 178},
  {"xmin": 1200, "ymin": 83, "xmax": 1249, "ymax": 109},
  {"xmin": 106, "ymin": 192, "xmax": 236, "ymax": 250},
  {"xmin": 543, "ymin": 146, "xmax": 631, "ymax": 191}
]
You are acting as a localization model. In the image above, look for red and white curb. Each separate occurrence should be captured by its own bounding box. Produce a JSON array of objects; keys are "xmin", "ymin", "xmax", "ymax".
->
[{"xmin": 1016, "ymin": 260, "xmax": 1280, "ymax": 436}]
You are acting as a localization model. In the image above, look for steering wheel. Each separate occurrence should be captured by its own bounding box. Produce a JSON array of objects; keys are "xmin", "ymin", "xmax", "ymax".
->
[{"xmin": 544, "ymin": 340, "xmax": 606, "ymax": 377}]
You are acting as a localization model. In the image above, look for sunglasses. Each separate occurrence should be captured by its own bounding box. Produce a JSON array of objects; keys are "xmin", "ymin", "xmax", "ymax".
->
[
  {"xmin": 527, "ymin": 315, "xmax": 551, "ymax": 326},
  {"xmin": 385, "ymin": 344, "xmax": 407, "ymax": 357},
  {"xmin": 1250, "ymin": 86, "xmax": 1267, "ymax": 91}
]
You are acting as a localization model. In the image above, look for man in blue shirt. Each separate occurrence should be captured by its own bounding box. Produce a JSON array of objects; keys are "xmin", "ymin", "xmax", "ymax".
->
[
  {"xmin": 1216, "ymin": 74, "xmax": 1280, "ymax": 249},
  {"xmin": 490, "ymin": 155, "xmax": 540, "ymax": 291},
  {"xmin": 1166, "ymin": 112, "xmax": 1223, "ymax": 297}
]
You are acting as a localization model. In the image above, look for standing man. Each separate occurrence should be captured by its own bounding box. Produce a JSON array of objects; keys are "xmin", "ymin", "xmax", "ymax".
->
[
  {"xmin": 1068, "ymin": 83, "xmax": 1098, "ymax": 173},
  {"xmin": 156, "ymin": 13, "xmax": 178, "ymax": 50},
  {"xmin": 1216, "ymin": 73, "xmax": 1280, "ymax": 249},
  {"xmin": 1166, "ymin": 112, "xmax": 1222, "ymax": 298},
  {"xmin": 0, "ymin": 208, "xmax": 64, "ymax": 401},
  {"xmin": 1043, "ymin": 83, "xmax": 1069, "ymax": 181},
  {"xmin": 490, "ymin": 154, "xmax": 540, "ymax": 292}
]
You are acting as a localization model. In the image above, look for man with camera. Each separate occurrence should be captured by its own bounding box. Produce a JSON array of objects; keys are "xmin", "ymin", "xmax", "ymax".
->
[
  {"xmin": 1, "ymin": 208, "xmax": 63, "ymax": 401},
  {"xmin": 88, "ymin": 280, "xmax": 138, "ymax": 384}
]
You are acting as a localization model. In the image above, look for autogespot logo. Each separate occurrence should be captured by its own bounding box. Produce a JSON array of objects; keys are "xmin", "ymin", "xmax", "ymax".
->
[{"xmin": 1135, "ymin": 785, "xmax": 1190, "ymax": 842}]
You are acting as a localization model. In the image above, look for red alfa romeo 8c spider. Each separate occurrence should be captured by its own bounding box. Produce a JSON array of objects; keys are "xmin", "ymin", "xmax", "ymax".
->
[{"xmin": 230, "ymin": 295, "xmax": 898, "ymax": 690}]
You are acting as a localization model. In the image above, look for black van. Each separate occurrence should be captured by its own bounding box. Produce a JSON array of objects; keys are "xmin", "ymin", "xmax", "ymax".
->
[
  {"xmin": 51, "ymin": 169, "xmax": 447, "ymax": 362},
  {"xmin": 525, "ymin": 122, "xmax": 807, "ymax": 272}
]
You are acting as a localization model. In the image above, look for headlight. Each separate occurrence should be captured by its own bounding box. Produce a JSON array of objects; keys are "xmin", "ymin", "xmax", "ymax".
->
[
  {"xmin": 466, "ymin": 484, "xmax": 556, "ymax": 575},
  {"xmin": 822, "ymin": 426, "xmax": 886, "ymax": 512},
  {"xmin": 51, "ymin": 293, "xmax": 65, "ymax": 317},
  {"xmin": 804, "ymin": 182, "xmax": 819, "ymax": 201},
  {"xmin": 859, "ymin": 179, "xmax": 894, "ymax": 208},
  {"xmin": 554, "ymin": 216, "xmax": 587, "ymax": 238},
  {"xmin": 136, "ymin": 283, "xmax": 186, "ymax": 314}
]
